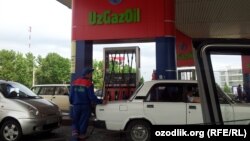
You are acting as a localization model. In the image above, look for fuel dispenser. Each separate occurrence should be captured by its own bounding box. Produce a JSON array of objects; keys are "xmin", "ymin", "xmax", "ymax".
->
[{"xmin": 103, "ymin": 47, "xmax": 140, "ymax": 101}]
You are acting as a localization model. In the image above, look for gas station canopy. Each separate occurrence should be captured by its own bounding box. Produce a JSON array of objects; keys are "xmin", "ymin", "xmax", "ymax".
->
[{"xmin": 57, "ymin": 0, "xmax": 250, "ymax": 39}]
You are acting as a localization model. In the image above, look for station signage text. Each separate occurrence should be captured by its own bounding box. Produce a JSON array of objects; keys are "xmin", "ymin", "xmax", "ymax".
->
[{"xmin": 88, "ymin": 8, "xmax": 140, "ymax": 25}]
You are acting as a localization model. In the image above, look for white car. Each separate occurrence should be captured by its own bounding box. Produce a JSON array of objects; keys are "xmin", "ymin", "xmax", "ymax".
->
[
  {"xmin": 95, "ymin": 80, "xmax": 250, "ymax": 141},
  {"xmin": 31, "ymin": 84, "xmax": 70, "ymax": 113}
]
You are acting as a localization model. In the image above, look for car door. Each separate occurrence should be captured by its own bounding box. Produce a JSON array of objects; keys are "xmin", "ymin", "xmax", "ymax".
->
[
  {"xmin": 193, "ymin": 39, "xmax": 250, "ymax": 125},
  {"xmin": 37, "ymin": 86, "xmax": 55, "ymax": 102},
  {"xmin": 51, "ymin": 86, "xmax": 70, "ymax": 112},
  {"xmin": 143, "ymin": 83, "xmax": 186, "ymax": 124},
  {"xmin": 186, "ymin": 83, "xmax": 234, "ymax": 124},
  {"xmin": 216, "ymin": 86, "xmax": 235, "ymax": 124},
  {"xmin": 185, "ymin": 84, "xmax": 203, "ymax": 124}
]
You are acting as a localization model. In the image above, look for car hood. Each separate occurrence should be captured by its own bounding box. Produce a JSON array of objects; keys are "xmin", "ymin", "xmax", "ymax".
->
[
  {"xmin": 14, "ymin": 98, "xmax": 59, "ymax": 115},
  {"xmin": 14, "ymin": 98, "xmax": 54, "ymax": 107}
]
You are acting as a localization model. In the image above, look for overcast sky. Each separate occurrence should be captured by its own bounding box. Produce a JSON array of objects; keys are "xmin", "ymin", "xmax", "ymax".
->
[
  {"xmin": 0, "ymin": 0, "xmax": 243, "ymax": 82},
  {"xmin": 0, "ymin": 0, "xmax": 156, "ymax": 81},
  {"xmin": 0, "ymin": 0, "xmax": 72, "ymax": 57}
]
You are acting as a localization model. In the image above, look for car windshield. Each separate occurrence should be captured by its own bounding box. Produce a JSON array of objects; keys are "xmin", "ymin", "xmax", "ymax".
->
[
  {"xmin": 129, "ymin": 83, "xmax": 144, "ymax": 101},
  {"xmin": 216, "ymin": 84, "xmax": 235, "ymax": 104},
  {"xmin": 2, "ymin": 82, "xmax": 41, "ymax": 99}
]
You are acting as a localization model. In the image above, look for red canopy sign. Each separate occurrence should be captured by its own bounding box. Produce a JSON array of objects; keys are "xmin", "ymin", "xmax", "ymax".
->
[{"xmin": 72, "ymin": 0, "xmax": 174, "ymax": 40}]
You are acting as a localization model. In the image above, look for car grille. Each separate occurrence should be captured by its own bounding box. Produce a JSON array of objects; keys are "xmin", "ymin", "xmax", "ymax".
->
[
  {"xmin": 40, "ymin": 108, "xmax": 60, "ymax": 116},
  {"xmin": 43, "ymin": 122, "xmax": 60, "ymax": 130}
]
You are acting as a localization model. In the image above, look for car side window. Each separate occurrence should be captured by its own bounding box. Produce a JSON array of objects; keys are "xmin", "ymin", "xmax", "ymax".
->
[
  {"xmin": 39, "ymin": 87, "xmax": 55, "ymax": 95},
  {"xmin": 216, "ymin": 85, "xmax": 230, "ymax": 104},
  {"xmin": 0, "ymin": 84, "xmax": 8, "ymax": 97},
  {"xmin": 146, "ymin": 83, "xmax": 183, "ymax": 102},
  {"xmin": 55, "ymin": 87, "xmax": 68, "ymax": 95},
  {"xmin": 183, "ymin": 84, "xmax": 199, "ymax": 103},
  {"xmin": 194, "ymin": 42, "xmax": 250, "ymax": 125},
  {"xmin": 31, "ymin": 87, "xmax": 40, "ymax": 94},
  {"xmin": 0, "ymin": 83, "xmax": 16, "ymax": 98}
]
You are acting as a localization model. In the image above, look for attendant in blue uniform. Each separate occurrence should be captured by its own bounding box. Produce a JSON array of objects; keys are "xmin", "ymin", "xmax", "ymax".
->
[{"xmin": 70, "ymin": 67, "xmax": 102, "ymax": 140}]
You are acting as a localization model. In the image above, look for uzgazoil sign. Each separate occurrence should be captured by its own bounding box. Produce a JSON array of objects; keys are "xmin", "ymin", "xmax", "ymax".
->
[{"xmin": 89, "ymin": 8, "xmax": 140, "ymax": 25}]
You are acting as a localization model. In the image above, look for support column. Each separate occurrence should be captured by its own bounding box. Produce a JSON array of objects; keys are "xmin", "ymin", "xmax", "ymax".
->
[
  {"xmin": 155, "ymin": 0, "xmax": 176, "ymax": 80},
  {"xmin": 156, "ymin": 37, "xmax": 176, "ymax": 79},
  {"xmin": 70, "ymin": 40, "xmax": 93, "ymax": 83}
]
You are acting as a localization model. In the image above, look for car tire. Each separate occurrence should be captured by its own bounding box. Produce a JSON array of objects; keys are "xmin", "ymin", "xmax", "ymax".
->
[
  {"xmin": 0, "ymin": 119, "xmax": 22, "ymax": 141},
  {"xmin": 125, "ymin": 120, "xmax": 151, "ymax": 141}
]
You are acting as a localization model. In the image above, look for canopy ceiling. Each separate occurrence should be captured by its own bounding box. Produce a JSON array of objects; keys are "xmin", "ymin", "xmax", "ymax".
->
[{"xmin": 57, "ymin": 0, "xmax": 250, "ymax": 39}]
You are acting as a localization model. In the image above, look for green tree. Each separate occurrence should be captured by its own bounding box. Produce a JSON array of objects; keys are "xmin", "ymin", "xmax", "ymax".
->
[
  {"xmin": 14, "ymin": 52, "xmax": 33, "ymax": 87},
  {"xmin": 0, "ymin": 50, "xmax": 17, "ymax": 81},
  {"xmin": 0, "ymin": 49, "xmax": 142, "ymax": 89},
  {"xmin": 139, "ymin": 76, "xmax": 144, "ymax": 86},
  {"xmin": 0, "ymin": 50, "xmax": 35, "ymax": 87},
  {"xmin": 223, "ymin": 83, "xmax": 231, "ymax": 93},
  {"xmin": 35, "ymin": 53, "xmax": 70, "ymax": 84},
  {"xmin": 93, "ymin": 59, "xmax": 104, "ymax": 89}
]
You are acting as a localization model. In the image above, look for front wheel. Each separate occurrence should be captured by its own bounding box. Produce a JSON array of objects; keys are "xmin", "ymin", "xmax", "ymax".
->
[
  {"xmin": 0, "ymin": 119, "xmax": 22, "ymax": 141},
  {"xmin": 125, "ymin": 120, "xmax": 151, "ymax": 141}
]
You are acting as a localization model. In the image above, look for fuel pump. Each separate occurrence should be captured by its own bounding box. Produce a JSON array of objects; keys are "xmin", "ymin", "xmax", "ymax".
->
[{"xmin": 102, "ymin": 46, "xmax": 140, "ymax": 101}]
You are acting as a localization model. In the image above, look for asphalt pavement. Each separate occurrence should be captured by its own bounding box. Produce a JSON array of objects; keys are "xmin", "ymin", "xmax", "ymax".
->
[{"xmin": 21, "ymin": 114, "xmax": 127, "ymax": 141}]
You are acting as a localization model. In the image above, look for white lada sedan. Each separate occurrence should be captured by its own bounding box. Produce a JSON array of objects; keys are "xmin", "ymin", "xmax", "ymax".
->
[
  {"xmin": 0, "ymin": 80, "xmax": 62, "ymax": 141},
  {"xmin": 95, "ymin": 80, "xmax": 250, "ymax": 141}
]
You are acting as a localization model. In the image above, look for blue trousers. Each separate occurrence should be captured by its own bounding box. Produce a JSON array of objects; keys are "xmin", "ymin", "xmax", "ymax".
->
[{"xmin": 71, "ymin": 105, "xmax": 91, "ymax": 137}]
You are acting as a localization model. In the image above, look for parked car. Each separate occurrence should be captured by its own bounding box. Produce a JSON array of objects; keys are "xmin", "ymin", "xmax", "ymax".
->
[
  {"xmin": 31, "ymin": 84, "xmax": 70, "ymax": 113},
  {"xmin": 95, "ymin": 80, "xmax": 250, "ymax": 141},
  {"xmin": 0, "ymin": 80, "xmax": 62, "ymax": 141}
]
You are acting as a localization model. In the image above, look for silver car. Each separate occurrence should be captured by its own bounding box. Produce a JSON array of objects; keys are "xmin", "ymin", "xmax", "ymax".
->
[{"xmin": 0, "ymin": 80, "xmax": 62, "ymax": 141}]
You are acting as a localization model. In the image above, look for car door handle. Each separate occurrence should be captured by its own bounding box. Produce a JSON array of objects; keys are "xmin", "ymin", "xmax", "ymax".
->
[
  {"xmin": 147, "ymin": 105, "xmax": 154, "ymax": 108},
  {"xmin": 189, "ymin": 105, "xmax": 196, "ymax": 109}
]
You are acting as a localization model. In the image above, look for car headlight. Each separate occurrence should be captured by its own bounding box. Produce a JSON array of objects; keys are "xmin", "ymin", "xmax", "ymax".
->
[{"xmin": 27, "ymin": 106, "xmax": 39, "ymax": 116}]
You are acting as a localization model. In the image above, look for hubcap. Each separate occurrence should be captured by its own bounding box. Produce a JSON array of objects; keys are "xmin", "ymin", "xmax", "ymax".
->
[
  {"xmin": 131, "ymin": 125, "xmax": 148, "ymax": 141},
  {"xmin": 3, "ymin": 124, "xmax": 19, "ymax": 141}
]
